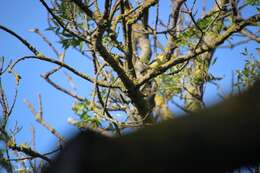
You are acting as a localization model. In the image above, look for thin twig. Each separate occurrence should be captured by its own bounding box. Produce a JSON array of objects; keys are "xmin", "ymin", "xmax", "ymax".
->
[
  {"xmin": 24, "ymin": 97, "xmax": 65, "ymax": 143},
  {"xmin": 9, "ymin": 56, "xmax": 119, "ymax": 88},
  {"xmin": 41, "ymin": 67, "xmax": 85, "ymax": 101}
]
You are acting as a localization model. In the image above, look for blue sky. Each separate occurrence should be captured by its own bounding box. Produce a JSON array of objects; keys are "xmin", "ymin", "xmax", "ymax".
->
[
  {"xmin": 0, "ymin": 0, "xmax": 83, "ymax": 153},
  {"xmin": 0, "ymin": 0, "xmax": 259, "ymax": 156}
]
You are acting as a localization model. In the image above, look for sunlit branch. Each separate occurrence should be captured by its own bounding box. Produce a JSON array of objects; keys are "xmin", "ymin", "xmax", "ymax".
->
[
  {"xmin": 138, "ymin": 14, "xmax": 260, "ymax": 87},
  {"xmin": 41, "ymin": 67, "xmax": 85, "ymax": 102},
  {"xmin": 24, "ymin": 96, "xmax": 65, "ymax": 143},
  {"xmin": 9, "ymin": 56, "xmax": 119, "ymax": 88},
  {"xmin": 0, "ymin": 25, "xmax": 40, "ymax": 55},
  {"xmin": 8, "ymin": 143, "xmax": 52, "ymax": 163}
]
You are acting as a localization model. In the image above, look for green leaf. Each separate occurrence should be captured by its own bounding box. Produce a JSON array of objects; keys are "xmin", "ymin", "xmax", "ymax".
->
[
  {"xmin": 211, "ymin": 57, "xmax": 218, "ymax": 66},
  {"xmin": 60, "ymin": 39, "xmax": 71, "ymax": 49},
  {"xmin": 241, "ymin": 48, "xmax": 248, "ymax": 56},
  {"xmin": 246, "ymin": 0, "xmax": 260, "ymax": 5},
  {"xmin": 45, "ymin": 26, "xmax": 57, "ymax": 31},
  {"xmin": 79, "ymin": 41, "xmax": 84, "ymax": 52}
]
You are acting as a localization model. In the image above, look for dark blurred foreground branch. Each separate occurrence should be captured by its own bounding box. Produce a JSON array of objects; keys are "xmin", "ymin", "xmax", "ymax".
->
[{"xmin": 45, "ymin": 80, "xmax": 260, "ymax": 173}]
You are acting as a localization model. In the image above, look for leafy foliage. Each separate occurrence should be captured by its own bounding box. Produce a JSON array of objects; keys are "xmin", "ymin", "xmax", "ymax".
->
[
  {"xmin": 72, "ymin": 100, "xmax": 102, "ymax": 128},
  {"xmin": 246, "ymin": 0, "xmax": 260, "ymax": 5},
  {"xmin": 235, "ymin": 48, "xmax": 260, "ymax": 90}
]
